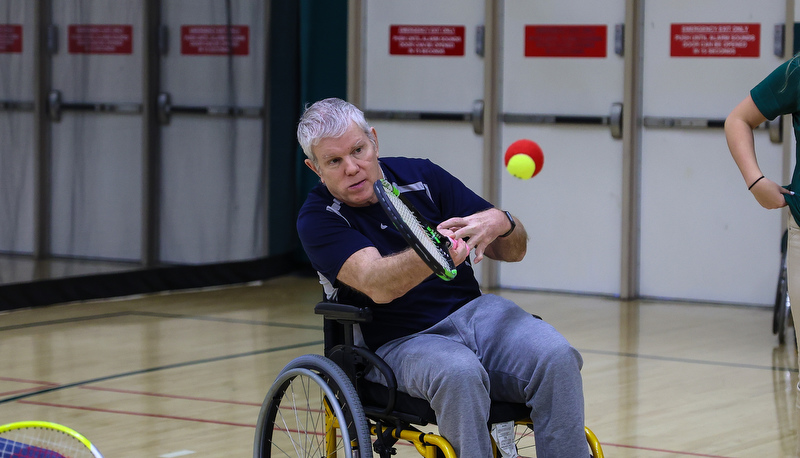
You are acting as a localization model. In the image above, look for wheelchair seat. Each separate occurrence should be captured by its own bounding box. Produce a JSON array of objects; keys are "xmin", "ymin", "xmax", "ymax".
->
[{"xmin": 359, "ymin": 377, "xmax": 532, "ymax": 426}]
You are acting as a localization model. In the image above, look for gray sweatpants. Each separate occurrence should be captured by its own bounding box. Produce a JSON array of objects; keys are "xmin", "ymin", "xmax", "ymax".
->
[{"xmin": 367, "ymin": 294, "xmax": 587, "ymax": 458}]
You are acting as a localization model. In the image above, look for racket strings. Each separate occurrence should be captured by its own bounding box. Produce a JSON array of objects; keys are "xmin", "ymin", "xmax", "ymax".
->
[
  {"xmin": 384, "ymin": 191, "xmax": 451, "ymax": 272},
  {"xmin": 0, "ymin": 428, "xmax": 93, "ymax": 458}
]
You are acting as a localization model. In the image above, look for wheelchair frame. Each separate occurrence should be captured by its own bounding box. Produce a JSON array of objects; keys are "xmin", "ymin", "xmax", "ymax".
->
[{"xmin": 254, "ymin": 301, "xmax": 604, "ymax": 458}]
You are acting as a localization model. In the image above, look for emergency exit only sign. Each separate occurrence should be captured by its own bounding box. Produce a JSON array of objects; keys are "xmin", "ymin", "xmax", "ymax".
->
[
  {"xmin": 389, "ymin": 25, "xmax": 465, "ymax": 56},
  {"xmin": 68, "ymin": 25, "xmax": 132, "ymax": 54},
  {"xmin": 671, "ymin": 23, "xmax": 760, "ymax": 57}
]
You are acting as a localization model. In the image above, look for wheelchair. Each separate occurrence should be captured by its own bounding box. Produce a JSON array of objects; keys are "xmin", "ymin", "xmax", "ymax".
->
[
  {"xmin": 254, "ymin": 301, "xmax": 604, "ymax": 458},
  {"xmin": 774, "ymin": 229, "xmax": 794, "ymax": 345}
]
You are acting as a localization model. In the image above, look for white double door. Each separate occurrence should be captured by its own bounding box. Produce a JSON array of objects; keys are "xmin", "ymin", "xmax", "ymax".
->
[{"xmin": 357, "ymin": 0, "xmax": 788, "ymax": 305}]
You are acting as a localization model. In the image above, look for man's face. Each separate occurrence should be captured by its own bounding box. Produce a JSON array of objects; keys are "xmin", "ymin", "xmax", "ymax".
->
[{"xmin": 305, "ymin": 122, "xmax": 382, "ymax": 207}]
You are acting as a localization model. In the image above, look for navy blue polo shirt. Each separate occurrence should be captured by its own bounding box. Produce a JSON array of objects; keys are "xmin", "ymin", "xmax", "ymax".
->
[{"xmin": 297, "ymin": 157, "xmax": 492, "ymax": 349}]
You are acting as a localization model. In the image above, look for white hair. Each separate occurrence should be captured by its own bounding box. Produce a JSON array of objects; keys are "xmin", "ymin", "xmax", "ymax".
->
[{"xmin": 296, "ymin": 98, "xmax": 375, "ymax": 165}]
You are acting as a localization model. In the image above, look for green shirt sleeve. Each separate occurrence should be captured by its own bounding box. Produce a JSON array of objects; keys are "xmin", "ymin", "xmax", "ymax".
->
[{"xmin": 751, "ymin": 58, "xmax": 800, "ymax": 120}]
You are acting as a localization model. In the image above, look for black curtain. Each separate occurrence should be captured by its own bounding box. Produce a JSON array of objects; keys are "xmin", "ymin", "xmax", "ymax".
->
[{"xmin": 269, "ymin": 0, "xmax": 348, "ymax": 267}]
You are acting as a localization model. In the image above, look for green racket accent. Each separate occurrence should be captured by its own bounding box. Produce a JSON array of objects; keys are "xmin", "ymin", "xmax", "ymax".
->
[{"xmin": 375, "ymin": 179, "xmax": 457, "ymax": 281}]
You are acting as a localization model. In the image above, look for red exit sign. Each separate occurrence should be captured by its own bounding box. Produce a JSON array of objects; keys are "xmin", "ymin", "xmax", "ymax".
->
[
  {"xmin": 0, "ymin": 25, "xmax": 22, "ymax": 53},
  {"xmin": 525, "ymin": 25, "xmax": 607, "ymax": 58},
  {"xmin": 68, "ymin": 25, "xmax": 133, "ymax": 54}
]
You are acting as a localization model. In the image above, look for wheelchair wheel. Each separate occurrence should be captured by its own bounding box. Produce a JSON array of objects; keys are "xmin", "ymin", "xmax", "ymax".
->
[
  {"xmin": 774, "ymin": 230, "xmax": 791, "ymax": 345},
  {"xmin": 492, "ymin": 423, "xmax": 604, "ymax": 458},
  {"xmin": 254, "ymin": 354, "xmax": 373, "ymax": 458}
]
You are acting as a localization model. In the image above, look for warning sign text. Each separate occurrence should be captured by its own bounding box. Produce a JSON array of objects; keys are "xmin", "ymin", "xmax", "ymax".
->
[
  {"xmin": 68, "ymin": 25, "xmax": 133, "ymax": 54},
  {"xmin": 181, "ymin": 25, "xmax": 250, "ymax": 56},
  {"xmin": 671, "ymin": 23, "xmax": 760, "ymax": 57},
  {"xmin": 389, "ymin": 25, "xmax": 465, "ymax": 56},
  {"xmin": 0, "ymin": 25, "xmax": 22, "ymax": 53}
]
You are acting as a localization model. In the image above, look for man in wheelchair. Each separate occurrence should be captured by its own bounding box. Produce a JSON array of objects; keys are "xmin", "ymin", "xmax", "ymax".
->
[{"xmin": 296, "ymin": 98, "xmax": 587, "ymax": 457}]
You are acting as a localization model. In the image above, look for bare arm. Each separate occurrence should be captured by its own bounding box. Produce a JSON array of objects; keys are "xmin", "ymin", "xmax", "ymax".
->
[
  {"xmin": 337, "ymin": 238, "xmax": 470, "ymax": 304},
  {"xmin": 724, "ymin": 95, "xmax": 791, "ymax": 209}
]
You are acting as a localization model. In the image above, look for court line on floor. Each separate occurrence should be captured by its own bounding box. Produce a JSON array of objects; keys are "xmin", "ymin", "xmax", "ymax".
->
[
  {"xmin": 0, "ymin": 311, "xmax": 134, "ymax": 332},
  {"xmin": 0, "ymin": 377, "xmax": 60, "ymax": 397},
  {"xmin": 129, "ymin": 311, "xmax": 323, "ymax": 329},
  {"xmin": 580, "ymin": 348, "xmax": 799, "ymax": 373},
  {"xmin": 3, "ymin": 310, "xmax": 793, "ymax": 374},
  {"xmin": 17, "ymin": 400, "xmax": 256, "ymax": 428},
  {"xmin": 600, "ymin": 442, "xmax": 733, "ymax": 458},
  {"xmin": 0, "ymin": 340, "xmax": 323, "ymax": 405},
  {"xmin": 80, "ymin": 386, "xmax": 263, "ymax": 407},
  {"xmin": 14, "ymin": 399, "xmax": 736, "ymax": 458},
  {"xmin": 0, "ymin": 310, "xmax": 324, "ymax": 332}
]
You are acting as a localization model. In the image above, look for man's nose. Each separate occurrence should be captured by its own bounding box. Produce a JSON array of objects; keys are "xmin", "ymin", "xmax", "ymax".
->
[{"xmin": 343, "ymin": 156, "xmax": 359, "ymax": 175}]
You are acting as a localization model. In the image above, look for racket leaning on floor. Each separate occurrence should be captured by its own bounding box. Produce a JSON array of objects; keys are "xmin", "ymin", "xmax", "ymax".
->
[
  {"xmin": 373, "ymin": 178, "xmax": 457, "ymax": 281},
  {"xmin": 0, "ymin": 421, "xmax": 104, "ymax": 458}
]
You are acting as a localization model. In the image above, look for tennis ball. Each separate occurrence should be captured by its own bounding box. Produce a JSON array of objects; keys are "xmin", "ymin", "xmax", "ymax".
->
[
  {"xmin": 504, "ymin": 139, "xmax": 544, "ymax": 179},
  {"xmin": 507, "ymin": 153, "xmax": 536, "ymax": 179}
]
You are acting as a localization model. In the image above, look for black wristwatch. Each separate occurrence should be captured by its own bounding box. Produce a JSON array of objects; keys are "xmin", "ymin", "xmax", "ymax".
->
[{"xmin": 499, "ymin": 210, "xmax": 516, "ymax": 237}]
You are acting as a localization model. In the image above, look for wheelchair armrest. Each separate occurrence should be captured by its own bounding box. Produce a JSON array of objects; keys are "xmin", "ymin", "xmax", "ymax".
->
[
  {"xmin": 315, "ymin": 301, "xmax": 373, "ymax": 323},
  {"xmin": 331, "ymin": 345, "xmax": 399, "ymax": 418}
]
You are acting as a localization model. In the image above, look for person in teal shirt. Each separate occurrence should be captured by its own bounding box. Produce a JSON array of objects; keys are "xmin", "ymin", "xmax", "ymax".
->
[{"xmin": 725, "ymin": 58, "xmax": 798, "ymax": 354}]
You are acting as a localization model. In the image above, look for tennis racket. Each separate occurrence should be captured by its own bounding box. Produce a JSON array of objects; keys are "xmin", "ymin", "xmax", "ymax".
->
[
  {"xmin": 373, "ymin": 178, "xmax": 457, "ymax": 281},
  {"xmin": 0, "ymin": 421, "xmax": 103, "ymax": 458}
]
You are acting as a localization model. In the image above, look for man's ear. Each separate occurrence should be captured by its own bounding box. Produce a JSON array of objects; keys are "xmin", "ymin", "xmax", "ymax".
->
[
  {"xmin": 371, "ymin": 127, "xmax": 379, "ymax": 157},
  {"xmin": 304, "ymin": 159, "xmax": 322, "ymax": 181}
]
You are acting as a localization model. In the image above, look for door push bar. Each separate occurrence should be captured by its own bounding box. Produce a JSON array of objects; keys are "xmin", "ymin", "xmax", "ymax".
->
[
  {"xmin": 363, "ymin": 100, "xmax": 487, "ymax": 135},
  {"xmin": 0, "ymin": 100, "xmax": 35, "ymax": 112},
  {"xmin": 48, "ymin": 90, "xmax": 142, "ymax": 122},
  {"xmin": 502, "ymin": 103, "xmax": 624, "ymax": 139},
  {"xmin": 363, "ymin": 102, "xmax": 624, "ymax": 139},
  {"xmin": 157, "ymin": 92, "xmax": 264, "ymax": 125},
  {"xmin": 643, "ymin": 115, "xmax": 782, "ymax": 143}
]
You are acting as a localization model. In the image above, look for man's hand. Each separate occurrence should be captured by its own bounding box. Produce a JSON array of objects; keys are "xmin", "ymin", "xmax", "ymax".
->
[
  {"xmin": 438, "ymin": 208, "xmax": 524, "ymax": 263},
  {"xmin": 446, "ymin": 237, "xmax": 471, "ymax": 266}
]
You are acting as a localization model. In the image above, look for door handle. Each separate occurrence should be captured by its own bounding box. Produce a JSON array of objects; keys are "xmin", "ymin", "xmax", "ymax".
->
[
  {"xmin": 0, "ymin": 100, "xmax": 34, "ymax": 112},
  {"xmin": 157, "ymin": 92, "xmax": 264, "ymax": 125},
  {"xmin": 502, "ymin": 103, "xmax": 624, "ymax": 139},
  {"xmin": 643, "ymin": 115, "xmax": 782, "ymax": 143},
  {"xmin": 48, "ymin": 90, "xmax": 141, "ymax": 122},
  {"xmin": 362, "ymin": 102, "xmax": 484, "ymax": 136}
]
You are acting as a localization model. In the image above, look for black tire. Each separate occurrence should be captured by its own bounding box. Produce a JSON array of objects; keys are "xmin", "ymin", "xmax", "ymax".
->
[
  {"xmin": 254, "ymin": 354, "xmax": 373, "ymax": 458},
  {"xmin": 775, "ymin": 266, "xmax": 789, "ymax": 344},
  {"xmin": 775, "ymin": 231, "xmax": 790, "ymax": 344}
]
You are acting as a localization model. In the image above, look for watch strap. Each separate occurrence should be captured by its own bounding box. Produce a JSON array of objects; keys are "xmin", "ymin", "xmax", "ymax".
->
[{"xmin": 499, "ymin": 210, "xmax": 516, "ymax": 238}]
